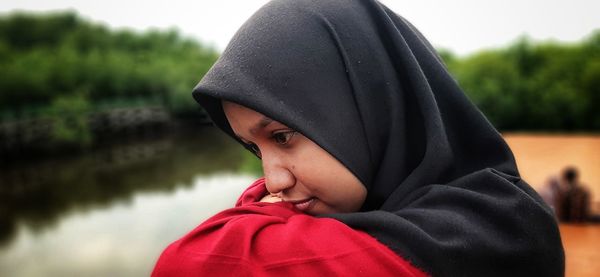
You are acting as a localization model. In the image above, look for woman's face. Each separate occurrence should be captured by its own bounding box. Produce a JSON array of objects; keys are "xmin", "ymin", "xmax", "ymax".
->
[{"xmin": 222, "ymin": 101, "xmax": 367, "ymax": 215}]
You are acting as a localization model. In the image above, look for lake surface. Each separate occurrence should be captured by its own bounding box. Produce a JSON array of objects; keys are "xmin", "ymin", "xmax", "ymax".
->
[
  {"xmin": 0, "ymin": 129, "xmax": 598, "ymax": 276},
  {"xmin": 0, "ymin": 128, "xmax": 258, "ymax": 276}
]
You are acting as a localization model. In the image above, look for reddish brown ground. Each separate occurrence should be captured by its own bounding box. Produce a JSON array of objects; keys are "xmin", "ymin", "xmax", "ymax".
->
[
  {"xmin": 504, "ymin": 134, "xmax": 600, "ymax": 213},
  {"xmin": 560, "ymin": 224, "xmax": 600, "ymax": 277},
  {"xmin": 503, "ymin": 134, "xmax": 600, "ymax": 276}
]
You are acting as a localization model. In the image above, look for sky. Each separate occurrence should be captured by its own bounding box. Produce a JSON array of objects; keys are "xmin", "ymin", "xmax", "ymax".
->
[{"xmin": 1, "ymin": 0, "xmax": 599, "ymax": 56}]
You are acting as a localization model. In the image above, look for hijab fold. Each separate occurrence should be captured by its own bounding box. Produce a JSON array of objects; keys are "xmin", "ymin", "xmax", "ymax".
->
[{"xmin": 193, "ymin": 0, "xmax": 564, "ymax": 275}]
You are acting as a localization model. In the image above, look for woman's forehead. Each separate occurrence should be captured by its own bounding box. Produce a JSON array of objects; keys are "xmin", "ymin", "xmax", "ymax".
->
[{"xmin": 222, "ymin": 100, "xmax": 282, "ymax": 135}]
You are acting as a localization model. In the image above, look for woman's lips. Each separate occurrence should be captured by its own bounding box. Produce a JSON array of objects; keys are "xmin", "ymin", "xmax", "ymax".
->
[{"xmin": 288, "ymin": 198, "xmax": 316, "ymax": 212}]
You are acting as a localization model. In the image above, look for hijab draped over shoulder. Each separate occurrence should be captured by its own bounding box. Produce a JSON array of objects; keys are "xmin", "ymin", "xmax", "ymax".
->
[{"xmin": 193, "ymin": 0, "xmax": 564, "ymax": 275}]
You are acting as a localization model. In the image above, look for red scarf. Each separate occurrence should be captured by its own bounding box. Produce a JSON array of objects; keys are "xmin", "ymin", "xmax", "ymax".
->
[{"xmin": 152, "ymin": 178, "xmax": 427, "ymax": 276}]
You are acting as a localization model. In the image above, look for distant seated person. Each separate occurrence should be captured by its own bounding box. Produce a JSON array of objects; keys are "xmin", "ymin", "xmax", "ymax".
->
[
  {"xmin": 539, "ymin": 176, "xmax": 566, "ymax": 219},
  {"xmin": 559, "ymin": 166, "xmax": 598, "ymax": 223}
]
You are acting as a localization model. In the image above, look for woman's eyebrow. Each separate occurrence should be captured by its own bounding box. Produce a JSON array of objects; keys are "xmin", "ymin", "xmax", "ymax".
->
[{"xmin": 250, "ymin": 116, "xmax": 273, "ymax": 135}]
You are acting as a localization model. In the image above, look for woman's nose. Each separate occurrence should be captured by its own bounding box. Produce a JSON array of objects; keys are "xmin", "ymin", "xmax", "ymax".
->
[{"xmin": 262, "ymin": 154, "xmax": 295, "ymax": 194}]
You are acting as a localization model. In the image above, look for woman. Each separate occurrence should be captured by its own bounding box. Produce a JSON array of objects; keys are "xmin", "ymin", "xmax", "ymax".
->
[{"xmin": 153, "ymin": 0, "xmax": 564, "ymax": 276}]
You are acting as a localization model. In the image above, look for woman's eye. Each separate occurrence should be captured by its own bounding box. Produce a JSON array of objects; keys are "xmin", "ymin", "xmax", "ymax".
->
[
  {"xmin": 272, "ymin": 131, "xmax": 297, "ymax": 145},
  {"xmin": 248, "ymin": 143, "xmax": 262, "ymax": 157}
]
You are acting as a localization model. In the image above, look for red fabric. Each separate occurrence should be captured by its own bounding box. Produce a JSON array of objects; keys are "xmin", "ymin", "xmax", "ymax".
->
[{"xmin": 152, "ymin": 178, "xmax": 428, "ymax": 276}]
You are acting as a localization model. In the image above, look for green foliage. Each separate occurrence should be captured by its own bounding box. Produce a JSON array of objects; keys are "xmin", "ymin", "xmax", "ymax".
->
[
  {"xmin": 49, "ymin": 93, "xmax": 92, "ymax": 145},
  {"xmin": 0, "ymin": 11, "xmax": 218, "ymax": 116},
  {"xmin": 0, "ymin": 11, "xmax": 599, "ymax": 135},
  {"xmin": 443, "ymin": 33, "xmax": 600, "ymax": 131},
  {"xmin": 0, "ymin": 11, "xmax": 221, "ymax": 149},
  {"xmin": 0, "ymin": 12, "xmax": 79, "ymax": 49},
  {"xmin": 452, "ymin": 50, "xmax": 524, "ymax": 129},
  {"xmin": 239, "ymin": 150, "xmax": 263, "ymax": 176}
]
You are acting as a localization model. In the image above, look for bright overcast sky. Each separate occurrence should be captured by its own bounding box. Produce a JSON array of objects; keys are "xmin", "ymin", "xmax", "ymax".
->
[{"xmin": 1, "ymin": 0, "xmax": 599, "ymax": 56}]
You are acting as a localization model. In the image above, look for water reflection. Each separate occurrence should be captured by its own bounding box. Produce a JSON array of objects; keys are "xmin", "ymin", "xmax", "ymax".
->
[
  {"xmin": 0, "ymin": 127, "xmax": 253, "ymax": 248},
  {"xmin": 0, "ymin": 173, "xmax": 256, "ymax": 277}
]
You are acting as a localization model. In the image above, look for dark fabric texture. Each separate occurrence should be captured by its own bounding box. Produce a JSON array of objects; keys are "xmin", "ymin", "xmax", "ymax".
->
[{"xmin": 192, "ymin": 0, "xmax": 565, "ymax": 276}]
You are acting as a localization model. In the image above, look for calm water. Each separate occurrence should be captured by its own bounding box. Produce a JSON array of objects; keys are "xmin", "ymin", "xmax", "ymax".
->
[
  {"xmin": 0, "ymin": 128, "xmax": 258, "ymax": 276},
  {"xmin": 0, "ymin": 131, "xmax": 598, "ymax": 276}
]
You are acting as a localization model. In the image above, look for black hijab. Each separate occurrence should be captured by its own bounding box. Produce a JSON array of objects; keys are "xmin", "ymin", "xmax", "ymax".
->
[{"xmin": 192, "ymin": 0, "xmax": 564, "ymax": 275}]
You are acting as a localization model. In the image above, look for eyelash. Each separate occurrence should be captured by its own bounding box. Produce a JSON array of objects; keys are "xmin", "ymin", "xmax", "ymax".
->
[
  {"xmin": 272, "ymin": 131, "xmax": 297, "ymax": 145},
  {"xmin": 244, "ymin": 131, "xmax": 297, "ymax": 158},
  {"xmin": 247, "ymin": 143, "xmax": 261, "ymax": 158}
]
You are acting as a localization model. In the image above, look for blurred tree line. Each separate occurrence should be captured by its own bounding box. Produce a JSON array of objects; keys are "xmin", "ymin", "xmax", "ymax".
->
[
  {"xmin": 0, "ymin": 11, "xmax": 598, "ymax": 148},
  {"xmin": 440, "ymin": 32, "xmax": 600, "ymax": 131},
  {"xmin": 0, "ymin": 12, "xmax": 218, "ymax": 147},
  {"xmin": 0, "ymin": 12, "xmax": 218, "ymax": 119}
]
